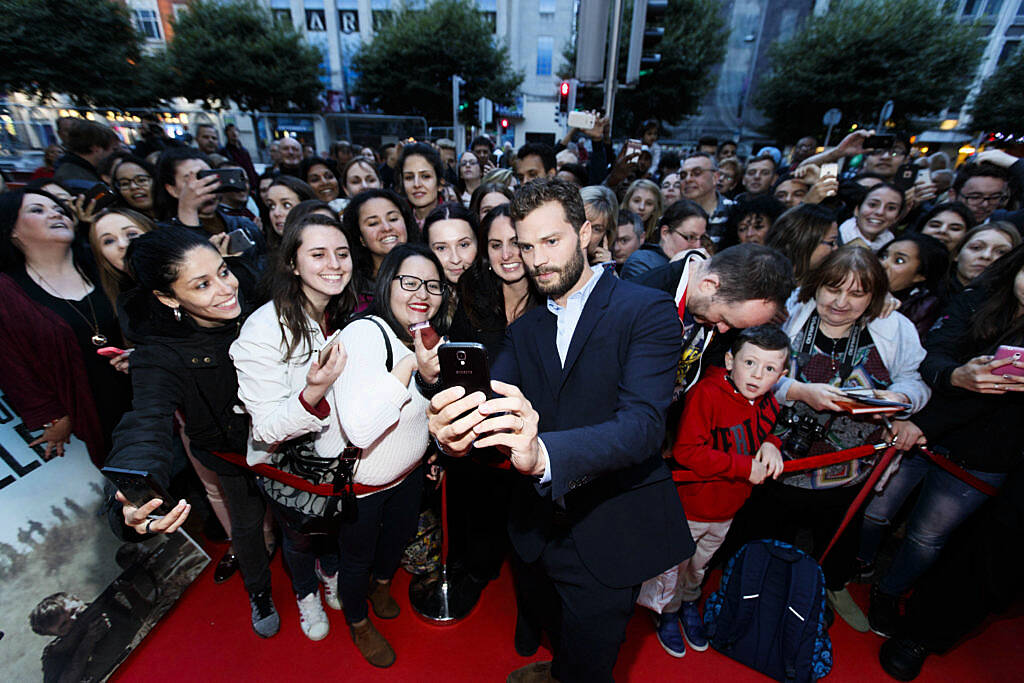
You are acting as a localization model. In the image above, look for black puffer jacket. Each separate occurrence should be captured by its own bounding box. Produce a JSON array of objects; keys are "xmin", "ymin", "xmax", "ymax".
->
[
  {"xmin": 104, "ymin": 263, "xmax": 257, "ymax": 536},
  {"xmin": 912, "ymin": 286, "xmax": 1024, "ymax": 473}
]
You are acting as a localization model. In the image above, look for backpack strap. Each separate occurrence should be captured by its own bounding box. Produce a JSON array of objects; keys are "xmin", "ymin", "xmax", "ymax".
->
[
  {"xmin": 723, "ymin": 541, "xmax": 774, "ymax": 647},
  {"xmin": 780, "ymin": 557, "xmax": 822, "ymax": 682},
  {"xmin": 354, "ymin": 315, "xmax": 394, "ymax": 372}
]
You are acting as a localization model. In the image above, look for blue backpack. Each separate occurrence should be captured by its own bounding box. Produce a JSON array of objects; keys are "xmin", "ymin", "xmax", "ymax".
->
[{"xmin": 703, "ymin": 539, "xmax": 833, "ymax": 682}]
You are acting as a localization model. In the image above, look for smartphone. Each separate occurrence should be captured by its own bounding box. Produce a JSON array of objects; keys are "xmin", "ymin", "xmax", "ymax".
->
[
  {"xmin": 100, "ymin": 467, "xmax": 176, "ymax": 516},
  {"xmin": 625, "ymin": 138, "xmax": 642, "ymax": 159},
  {"xmin": 893, "ymin": 163, "xmax": 919, "ymax": 191},
  {"xmin": 409, "ymin": 321, "xmax": 440, "ymax": 350},
  {"xmin": 993, "ymin": 345, "xmax": 1024, "ymax": 377},
  {"xmin": 567, "ymin": 110, "xmax": 596, "ymax": 130},
  {"xmin": 863, "ymin": 134, "xmax": 895, "ymax": 150},
  {"xmin": 820, "ymin": 162, "xmax": 839, "ymax": 180},
  {"xmin": 916, "ymin": 168, "xmax": 931, "ymax": 185},
  {"xmin": 438, "ymin": 342, "xmax": 490, "ymax": 396},
  {"xmin": 197, "ymin": 168, "xmax": 247, "ymax": 193},
  {"xmin": 226, "ymin": 228, "xmax": 256, "ymax": 254},
  {"xmin": 318, "ymin": 329, "xmax": 343, "ymax": 365},
  {"xmin": 97, "ymin": 346, "xmax": 127, "ymax": 358}
]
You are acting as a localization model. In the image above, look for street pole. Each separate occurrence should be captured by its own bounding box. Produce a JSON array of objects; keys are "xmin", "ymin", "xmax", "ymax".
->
[{"xmin": 602, "ymin": 0, "xmax": 624, "ymax": 136}]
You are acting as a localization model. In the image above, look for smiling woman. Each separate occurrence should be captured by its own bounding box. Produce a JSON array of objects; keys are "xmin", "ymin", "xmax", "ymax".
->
[{"xmin": 341, "ymin": 188, "xmax": 419, "ymax": 306}]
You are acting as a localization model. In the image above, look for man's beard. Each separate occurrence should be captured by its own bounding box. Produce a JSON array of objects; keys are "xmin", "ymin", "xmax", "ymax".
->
[{"xmin": 528, "ymin": 245, "xmax": 585, "ymax": 300}]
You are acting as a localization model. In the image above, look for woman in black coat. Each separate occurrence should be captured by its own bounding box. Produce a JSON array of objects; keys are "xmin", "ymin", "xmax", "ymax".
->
[{"xmin": 104, "ymin": 226, "xmax": 279, "ymax": 638}]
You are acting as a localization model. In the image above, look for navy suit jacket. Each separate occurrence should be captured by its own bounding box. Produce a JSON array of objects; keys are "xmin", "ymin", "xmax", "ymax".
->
[{"xmin": 491, "ymin": 270, "xmax": 695, "ymax": 588}]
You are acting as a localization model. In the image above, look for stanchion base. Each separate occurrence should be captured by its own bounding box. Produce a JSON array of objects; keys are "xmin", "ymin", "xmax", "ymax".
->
[{"xmin": 409, "ymin": 566, "xmax": 479, "ymax": 623}]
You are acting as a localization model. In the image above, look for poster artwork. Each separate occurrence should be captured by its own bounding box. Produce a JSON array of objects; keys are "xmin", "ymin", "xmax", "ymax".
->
[{"xmin": 0, "ymin": 394, "xmax": 209, "ymax": 682}]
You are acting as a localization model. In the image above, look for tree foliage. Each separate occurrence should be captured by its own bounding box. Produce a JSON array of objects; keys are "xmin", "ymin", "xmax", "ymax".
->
[
  {"xmin": 753, "ymin": 0, "xmax": 983, "ymax": 141},
  {"xmin": 351, "ymin": 0, "xmax": 523, "ymax": 124},
  {"xmin": 167, "ymin": 0, "xmax": 324, "ymax": 111},
  {"xmin": 560, "ymin": 0, "xmax": 728, "ymax": 134},
  {"xmin": 0, "ymin": 0, "xmax": 158, "ymax": 107},
  {"xmin": 969, "ymin": 46, "xmax": 1024, "ymax": 136}
]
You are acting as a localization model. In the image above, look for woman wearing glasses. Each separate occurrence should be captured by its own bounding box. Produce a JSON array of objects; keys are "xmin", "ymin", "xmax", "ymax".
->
[
  {"xmin": 455, "ymin": 151, "xmax": 483, "ymax": 206},
  {"xmin": 111, "ymin": 156, "xmax": 157, "ymax": 218}
]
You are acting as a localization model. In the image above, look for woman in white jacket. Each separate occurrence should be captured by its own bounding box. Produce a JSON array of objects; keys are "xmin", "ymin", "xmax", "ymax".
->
[
  {"xmin": 739, "ymin": 247, "xmax": 930, "ymax": 631},
  {"xmin": 232, "ymin": 232, "xmax": 445, "ymax": 667}
]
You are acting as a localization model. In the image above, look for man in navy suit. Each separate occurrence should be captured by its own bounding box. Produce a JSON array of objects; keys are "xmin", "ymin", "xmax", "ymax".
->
[{"xmin": 428, "ymin": 179, "xmax": 785, "ymax": 681}]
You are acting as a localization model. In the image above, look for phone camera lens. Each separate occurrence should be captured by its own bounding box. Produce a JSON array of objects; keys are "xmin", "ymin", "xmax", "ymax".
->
[{"xmin": 456, "ymin": 350, "xmax": 466, "ymax": 361}]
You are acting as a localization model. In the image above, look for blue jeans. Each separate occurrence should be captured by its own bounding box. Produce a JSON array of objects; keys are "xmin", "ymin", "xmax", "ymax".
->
[{"xmin": 859, "ymin": 452, "xmax": 1006, "ymax": 596}]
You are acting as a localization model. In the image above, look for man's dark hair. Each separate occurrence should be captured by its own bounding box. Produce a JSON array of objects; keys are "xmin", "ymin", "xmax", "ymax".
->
[
  {"xmin": 952, "ymin": 162, "xmax": 1011, "ymax": 195},
  {"xmin": 510, "ymin": 177, "xmax": 586, "ymax": 233},
  {"xmin": 698, "ymin": 135, "xmax": 718, "ymax": 148},
  {"xmin": 718, "ymin": 139, "xmax": 737, "ymax": 152},
  {"xmin": 659, "ymin": 198, "xmax": 708, "ymax": 232},
  {"xmin": 559, "ymin": 162, "xmax": 589, "ymax": 185},
  {"xmin": 709, "ymin": 243, "xmax": 795, "ymax": 311},
  {"xmin": 747, "ymin": 154, "xmax": 778, "ymax": 173},
  {"xmin": 470, "ymin": 135, "xmax": 495, "ymax": 151},
  {"xmin": 516, "ymin": 143, "xmax": 556, "ymax": 173},
  {"xmin": 731, "ymin": 324, "xmax": 791, "ymax": 359},
  {"xmin": 196, "ymin": 122, "xmax": 216, "ymax": 134},
  {"xmin": 66, "ymin": 119, "xmax": 118, "ymax": 155},
  {"xmin": 224, "ymin": 123, "xmax": 237, "ymax": 132}
]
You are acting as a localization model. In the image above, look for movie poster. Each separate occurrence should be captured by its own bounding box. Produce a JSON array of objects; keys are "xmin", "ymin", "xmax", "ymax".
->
[{"xmin": 0, "ymin": 394, "xmax": 209, "ymax": 682}]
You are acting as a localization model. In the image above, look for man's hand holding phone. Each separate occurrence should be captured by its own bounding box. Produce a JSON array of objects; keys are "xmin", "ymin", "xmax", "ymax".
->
[
  {"xmin": 473, "ymin": 380, "xmax": 545, "ymax": 477},
  {"xmin": 177, "ymin": 172, "xmax": 221, "ymax": 225}
]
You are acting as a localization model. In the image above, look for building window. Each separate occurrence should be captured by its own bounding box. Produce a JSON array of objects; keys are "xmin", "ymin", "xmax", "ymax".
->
[
  {"xmin": 134, "ymin": 9, "xmax": 162, "ymax": 40},
  {"xmin": 997, "ymin": 38, "xmax": 1021, "ymax": 64},
  {"xmin": 272, "ymin": 9, "xmax": 292, "ymax": 26},
  {"xmin": 539, "ymin": 0, "xmax": 556, "ymax": 16},
  {"xmin": 536, "ymin": 36, "xmax": 553, "ymax": 76},
  {"xmin": 983, "ymin": 0, "xmax": 1003, "ymax": 16},
  {"xmin": 480, "ymin": 11, "xmax": 496, "ymax": 31}
]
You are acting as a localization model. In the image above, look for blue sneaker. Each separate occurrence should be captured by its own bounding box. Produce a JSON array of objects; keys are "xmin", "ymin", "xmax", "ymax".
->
[
  {"xmin": 679, "ymin": 600, "xmax": 708, "ymax": 651},
  {"xmin": 651, "ymin": 610, "xmax": 686, "ymax": 657}
]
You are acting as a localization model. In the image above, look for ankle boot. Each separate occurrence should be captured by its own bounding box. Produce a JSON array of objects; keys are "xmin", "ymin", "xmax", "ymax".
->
[
  {"xmin": 349, "ymin": 618, "xmax": 395, "ymax": 668},
  {"xmin": 368, "ymin": 579, "xmax": 400, "ymax": 619}
]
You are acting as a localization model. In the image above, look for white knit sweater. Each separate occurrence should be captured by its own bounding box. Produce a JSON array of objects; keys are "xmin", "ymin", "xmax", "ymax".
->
[{"xmin": 231, "ymin": 306, "xmax": 426, "ymax": 493}]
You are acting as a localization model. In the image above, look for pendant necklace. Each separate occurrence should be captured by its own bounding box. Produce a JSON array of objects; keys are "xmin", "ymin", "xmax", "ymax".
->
[{"xmin": 26, "ymin": 264, "xmax": 108, "ymax": 346}]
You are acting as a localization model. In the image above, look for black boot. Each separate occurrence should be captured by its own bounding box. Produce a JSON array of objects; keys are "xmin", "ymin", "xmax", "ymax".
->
[
  {"xmin": 879, "ymin": 637, "xmax": 930, "ymax": 681},
  {"xmin": 869, "ymin": 584, "xmax": 901, "ymax": 638}
]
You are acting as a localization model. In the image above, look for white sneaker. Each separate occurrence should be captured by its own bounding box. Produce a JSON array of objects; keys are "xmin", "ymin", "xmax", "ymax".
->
[
  {"xmin": 315, "ymin": 559, "xmax": 342, "ymax": 611},
  {"xmin": 296, "ymin": 591, "xmax": 329, "ymax": 641}
]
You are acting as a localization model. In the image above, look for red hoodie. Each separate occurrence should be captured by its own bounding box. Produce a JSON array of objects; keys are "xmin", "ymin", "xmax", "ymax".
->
[{"xmin": 673, "ymin": 366, "xmax": 782, "ymax": 522}]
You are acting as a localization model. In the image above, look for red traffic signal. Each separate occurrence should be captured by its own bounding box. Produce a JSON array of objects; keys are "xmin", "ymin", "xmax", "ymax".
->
[
  {"xmin": 560, "ymin": 81, "xmax": 570, "ymax": 96},
  {"xmin": 558, "ymin": 81, "xmax": 571, "ymax": 114},
  {"xmin": 500, "ymin": 118, "xmax": 510, "ymax": 130}
]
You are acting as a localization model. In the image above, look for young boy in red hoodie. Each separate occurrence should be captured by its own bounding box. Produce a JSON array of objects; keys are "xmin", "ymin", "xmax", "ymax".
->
[{"xmin": 651, "ymin": 325, "xmax": 789, "ymax": 657}]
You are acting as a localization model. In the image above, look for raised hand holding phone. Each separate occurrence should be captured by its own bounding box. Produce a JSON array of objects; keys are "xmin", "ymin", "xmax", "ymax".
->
[{"xmin": 303, "ymin": 335, "xmax": 347, "ymax": 406}]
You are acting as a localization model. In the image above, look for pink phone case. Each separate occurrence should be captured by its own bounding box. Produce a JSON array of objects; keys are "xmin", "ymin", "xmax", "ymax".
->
[{"xmin": 993, "ymin": 346, "xmax": 1024, "ymax": 377}]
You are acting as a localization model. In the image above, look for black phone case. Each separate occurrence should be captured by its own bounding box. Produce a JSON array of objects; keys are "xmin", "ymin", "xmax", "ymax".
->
[
  {"xmin": 438, "ymin": 342, "xmax": 490, "ymax": 396},
  {"xmin": 100, "ymin": 467, "xmax": 175, "ymax": 516},
  {"xmin": 198, "ymin": 168, "xmax": 247, "ymax": 193}
]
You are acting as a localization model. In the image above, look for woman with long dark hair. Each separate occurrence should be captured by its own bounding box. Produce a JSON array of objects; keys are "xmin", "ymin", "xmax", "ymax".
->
[
  {"xmin": 105, "ymin": 226, "xmax": 279, "ymax": 638},
  {"xmin": 445, "ymin": 204, "xmax": 542, "ymax": 602},
  {"xmin": 341, "ymin": 189, "xmax": 419, "ymax": 304},
  {"xmin": 287, "ymin": 242, "xmax": 444, "ymax": 666},
  {"xmin": 915, "ymin": 201, "xmax": 974, "ymax": 253},
  {"xmin": 110, "ymin": 155, "xmax": 157, "ymax": 218},
  {"xmin": 468, "ymin": 182, "xmax": 514, "ymax": 222},
  {"xmin": 456, "ymin": 151, "xmax": 483, "ymax": 206},
  {"xmin": 265, "ymin": 176, "xmax": 317, "ymax": 251},
  {"xmin": 0, "ymin": 189, "xmax": 130, "ymax": 461},
  {"xmin": 422, "ymin": 202, "xmax": 478, "ymax": 287},
  {"xmin": 231, "ymin": 214, "xmax": 360, "ymax": 641},
  {"xmin": 878, "ymin": 232, "xmax": 950, "ymax": 339},
  {"xmin": 860, "ymin": 244, "xmax": 1024, "ymax": 638},
  {"xmin": 765, "ymin": 203, "xmax": 839, "ymax": 287},
  {"xmin": 398, "ymin": 142, "xmax": 444, "ymax": 226}
]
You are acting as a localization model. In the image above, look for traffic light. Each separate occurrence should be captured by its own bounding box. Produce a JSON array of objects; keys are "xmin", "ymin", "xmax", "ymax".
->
[
  {"xmin": 500, "ymin": 118, "xmax": 509, "ymax": 131},
  {"xmin": 625, "ymin": 0, "xmax": 668, "ymax": 83},
  {"xmin": 558, "ymin": 81, "xmax": 571, "ymax": 114}
]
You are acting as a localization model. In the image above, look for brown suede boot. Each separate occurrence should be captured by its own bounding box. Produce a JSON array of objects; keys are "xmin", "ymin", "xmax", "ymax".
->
[
  {"xmin": 349, "ymin": 618, "xmax": 395, "ymax": 668},
  {"xmin": 506, "ymin": 661, "xmax": 555, "ymax": 683},
  {"xmin": 368, "ymin": 579, "xmax": 400, "ymax": 619}
]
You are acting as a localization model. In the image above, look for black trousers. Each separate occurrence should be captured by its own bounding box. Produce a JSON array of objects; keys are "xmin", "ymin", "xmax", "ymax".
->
[
  {"xmin": 218, "ymin": 468, "xmax": 271, "ymax": 595},
  {"xmin": 522, "ymin": 531, "xmax": 640, "ymax": 683},
  {"xmin": 902, "ymin": 466, "xmax": 1024, "ymax": 652}
]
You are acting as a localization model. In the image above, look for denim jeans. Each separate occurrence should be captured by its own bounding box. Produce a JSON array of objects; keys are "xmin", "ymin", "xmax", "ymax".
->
[
  {"xmin": 266, "ymin": 496, "xmax": 341, "ymax": 599},
  {"xmin": 216, "ymin": 468, "xmax": 271, "ymax": 596},
  {"xmin": 859, "ymin": 452, "xmax": 1006, "ymax": 596}
]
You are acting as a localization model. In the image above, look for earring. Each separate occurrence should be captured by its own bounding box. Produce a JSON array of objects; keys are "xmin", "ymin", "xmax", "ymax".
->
[{"xmin": 173, "ymin": 308, "xmax": 182, "ymax": 322}]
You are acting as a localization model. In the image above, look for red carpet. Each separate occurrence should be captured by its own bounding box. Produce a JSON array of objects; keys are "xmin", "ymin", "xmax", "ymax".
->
[{"xmin": 112, "ymin": 541, "xmax": 1024, "ymax": 682}]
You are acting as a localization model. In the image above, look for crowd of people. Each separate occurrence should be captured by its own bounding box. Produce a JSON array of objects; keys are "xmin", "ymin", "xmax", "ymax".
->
[{"xmin": 2, "ymin": 113, "xmax": 1023, "ymax": 683}]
